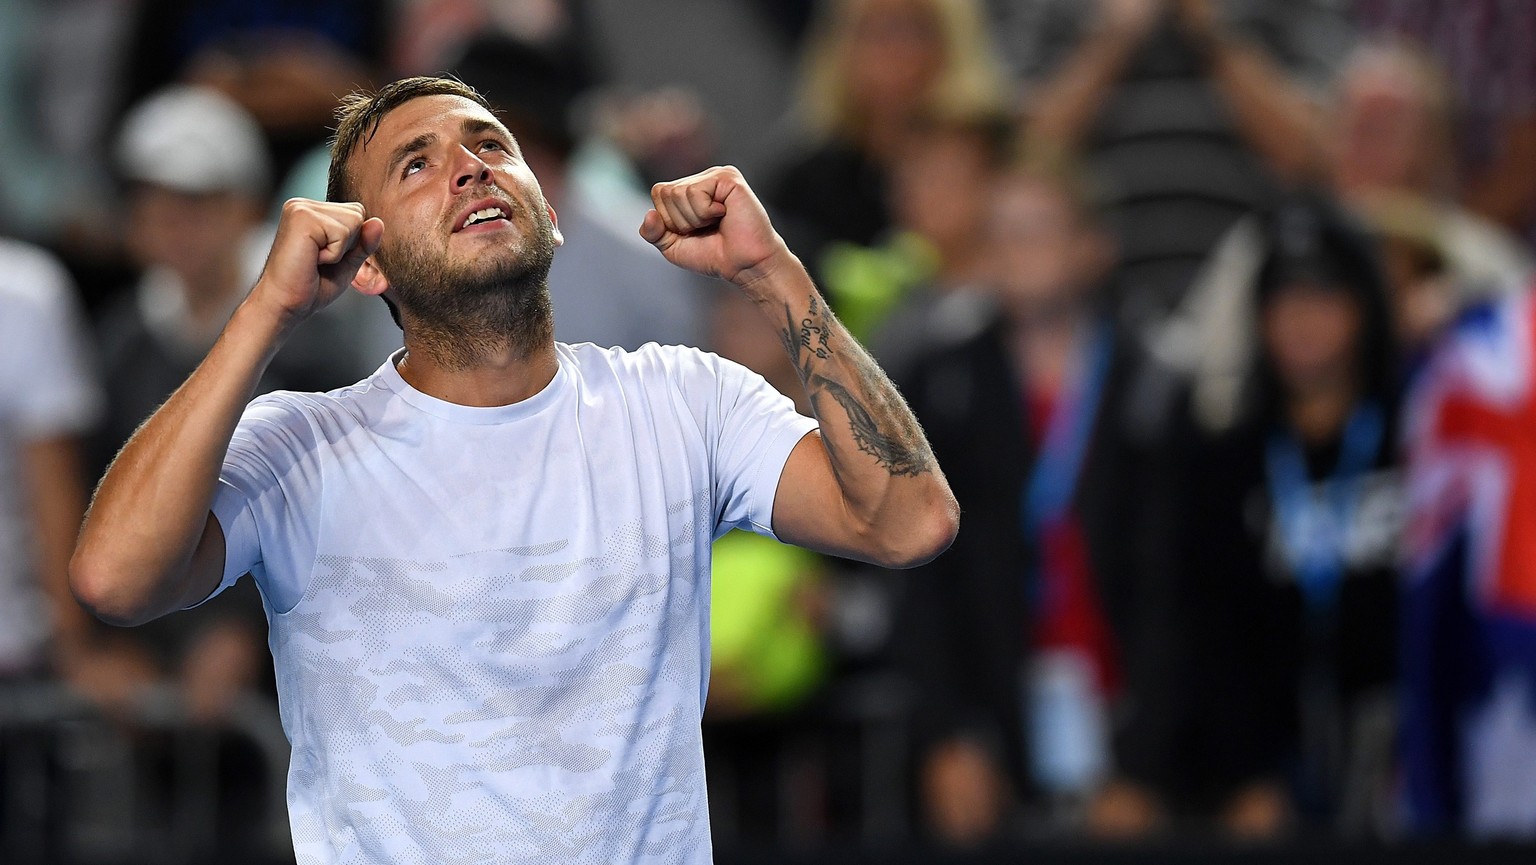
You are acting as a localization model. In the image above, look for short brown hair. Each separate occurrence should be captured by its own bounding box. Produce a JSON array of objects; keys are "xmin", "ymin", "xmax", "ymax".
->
[{"xmin": 326, "ymin": 76, "xmax": 494, "ymax": 204}]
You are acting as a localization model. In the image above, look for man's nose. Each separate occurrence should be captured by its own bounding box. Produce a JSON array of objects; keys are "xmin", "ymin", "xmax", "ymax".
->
[{"xmin": 453, "ymin": 149, "xmax": 492, "ymax": 190}]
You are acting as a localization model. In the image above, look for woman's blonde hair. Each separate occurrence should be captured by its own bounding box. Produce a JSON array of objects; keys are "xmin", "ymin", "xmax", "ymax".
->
[
  {"xmin": 796, "ymin": 0, "xmax": 1009, "ymax": 144},
  {"xmin": 1337, "ymin": 37, "xmax": 1459, "ymax": 196}
]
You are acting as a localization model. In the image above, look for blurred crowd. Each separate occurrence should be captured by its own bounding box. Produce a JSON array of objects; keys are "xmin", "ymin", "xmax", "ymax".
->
[{"xmin": 4, "ymin": 0, "xmax": 1536, "ymax": 860}]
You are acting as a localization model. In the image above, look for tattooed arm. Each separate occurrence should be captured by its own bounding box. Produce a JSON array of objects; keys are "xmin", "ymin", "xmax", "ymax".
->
[{"xmin": 641, "ymin": 166, "xmax": 959, "ymax": 567}]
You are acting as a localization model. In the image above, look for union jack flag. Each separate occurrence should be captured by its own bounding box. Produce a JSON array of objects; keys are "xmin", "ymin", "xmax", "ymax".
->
[{"xmin": 1401, "ymin": 287, "xmax": 1536, "ymax": 837}]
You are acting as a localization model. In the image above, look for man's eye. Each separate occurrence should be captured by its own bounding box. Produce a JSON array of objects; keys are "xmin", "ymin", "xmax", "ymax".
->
[
  {"xmin": 479, "ymin": 140, "xmax": 504, "ymax": 153},
  {"xmin": 404, "ymin": 158, "xmax": 426, "ymax": 177}
]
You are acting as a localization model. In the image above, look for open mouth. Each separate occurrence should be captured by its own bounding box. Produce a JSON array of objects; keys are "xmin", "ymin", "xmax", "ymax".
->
[
  {"xmin": 459, "ymin": 206, "xmax": 510, "ymax": 231},
  {"xmin": 453, "ymin": 197, "xmax": 516, "ymax": 234}
]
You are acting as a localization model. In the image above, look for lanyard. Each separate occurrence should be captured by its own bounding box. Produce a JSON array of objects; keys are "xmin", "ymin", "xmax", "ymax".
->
[
  {"xmin": 1020, "ymin": 322, "xmax": 1114, "ymax": 536},
  {"xmin": 1264, "ymin": 402, "xmax": 1385, "ymax": 613}
]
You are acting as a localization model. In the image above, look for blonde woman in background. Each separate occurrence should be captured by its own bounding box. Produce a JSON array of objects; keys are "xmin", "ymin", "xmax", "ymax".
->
[{"xmin": 767, "ymin": 0, "xmax": 1009, "ymax": 283}]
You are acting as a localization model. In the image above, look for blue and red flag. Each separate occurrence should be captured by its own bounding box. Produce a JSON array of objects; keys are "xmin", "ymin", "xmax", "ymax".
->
[{"xmin": 1401, "ymin": 287, "xmax": 1536, "ymax": 837}]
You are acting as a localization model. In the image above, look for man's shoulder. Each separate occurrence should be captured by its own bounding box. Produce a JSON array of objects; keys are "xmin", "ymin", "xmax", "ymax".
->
[
  {"xmin": 560, "ymin": 340, "xmax": 721, "ymax": 380},
  {"xmin": 239, "ymin": 367, "xmax": 390, "ymax": 433}
]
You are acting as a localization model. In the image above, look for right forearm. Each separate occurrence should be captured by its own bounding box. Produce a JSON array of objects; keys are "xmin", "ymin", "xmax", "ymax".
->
[
  {"xmin": 1201, "ymin": 33, "xmax": 1328, "ymax": 184},
  {"xmin": 71, "ymin": 299, "xmax": 292, "ymax": 623}
]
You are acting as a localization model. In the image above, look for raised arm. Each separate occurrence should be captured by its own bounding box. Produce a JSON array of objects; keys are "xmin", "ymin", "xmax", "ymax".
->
[
  {"xmin": 1027, "ymin": 0, "xmax": 1329, "ymax": 185},
  {"xmin": 1026, "ymin": 0, "xmax": 1162, "ymax": 153},
  {"xmin": 70, "ymin": 200, "xmax": 383, "ymax": 625},
  {"xmin": 641, "ymin": 166, "xmax": 959, "ymax": 568},
  {"xmin": 1174, "ymin": 0, "xmax": 1330, "ymax": 184}
]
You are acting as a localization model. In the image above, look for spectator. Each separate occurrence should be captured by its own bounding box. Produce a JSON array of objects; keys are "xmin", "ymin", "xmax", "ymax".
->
[
  {"xmin": 0, "ymin": 239, "xmax": 104, "ymax": 689},
  {"xmin": 814, "ymin": 110, "xmax": 1011, "ymax": 368},
  {"xmin": 1167, "ymin": 41, "xmax": 1531, "ymax": 436},
  {"xmin": 769, "ymin": 0, "xmax": 1008, "ymax": 285},
  {"xmin": 1330, "ymin": 42, "xmax": 1533, "ymax": 297},
  {"xmin": 1020, "ymin": 0, "xmax": 1353, "ymax": 329},
  {"xmin": 1174, "ymin": 197, "xmax": 1402, "ymax": 836},
  {"xmin": 1353, "ymin": 0, "xmax": 1536, "ymax": 246},
  {"xmin": 1400, "ymin": 286, "xmax": 1536, "ymax": 839},
  {"xmin": 897, "ymin": 162, "xmax": 1172, "ymax": 843},
  {"xmin": 0, "ymin": 0, "xmax": 131, "ymax": 245}
]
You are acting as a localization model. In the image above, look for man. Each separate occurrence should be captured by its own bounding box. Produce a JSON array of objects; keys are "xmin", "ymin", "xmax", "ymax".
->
[{"xmin": 70, "ymin": 77, "xmax": 957, "ymax": 864}]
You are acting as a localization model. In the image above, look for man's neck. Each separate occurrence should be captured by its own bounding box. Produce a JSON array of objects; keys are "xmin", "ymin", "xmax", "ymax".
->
[{"xmin": 395, "ymin": 337, "xmax": 560, "ymax": 407}]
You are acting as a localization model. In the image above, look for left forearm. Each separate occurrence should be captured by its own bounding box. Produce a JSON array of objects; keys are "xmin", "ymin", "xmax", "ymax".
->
[
  {"xmin": 639, "ymin": 164, "xmax": 958, "ymax": 565},
  {"xmin": 750, "ymin": 257, "xmax": 947, "ymax": 521}
]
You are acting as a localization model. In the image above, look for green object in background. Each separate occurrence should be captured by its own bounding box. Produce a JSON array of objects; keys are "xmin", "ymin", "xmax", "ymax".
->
[
  {"xmin": 710, "ymin": 529, "xmax": 827, "ymax": 714},
  {"xmin": 818, "ymin": 231, "xmax": 938, "ymax": 342}
]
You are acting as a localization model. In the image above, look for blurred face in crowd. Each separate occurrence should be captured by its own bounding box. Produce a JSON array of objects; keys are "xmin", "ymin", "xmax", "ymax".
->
[
  {"xmin": 1262, "ymin": 282, "xmax": 1363, "ymax": 396},
  {"xmin": 842, "ymin": 0, "xmax": 944, "ymax": 119},
  {"xmin": 890, "ymin": 127, "xmax": 994, "ymax": 266},
  {"xmin": 126, "ymin": 185, "xmax": 260, "ymax": 289},
  {"xmin": 346, "ymin": 94, "xmax": 562, "ymax": 333},
  {"xmin": 986, "ymin": 174, "xmax": 1110, "ymax": 320},
  {"xmin": 1333, "ymin": 56, "xmax": 1441, "ymax": 196}
]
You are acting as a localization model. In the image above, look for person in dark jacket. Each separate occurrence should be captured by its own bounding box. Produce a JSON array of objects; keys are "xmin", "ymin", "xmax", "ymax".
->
[
  {"xmin": 1176, "ymin": 196, "xmax": 1403, "ymax": 835},
  {"xmin": 899, "ymin": 161, "xmax": 1182, "ymax": 842}
]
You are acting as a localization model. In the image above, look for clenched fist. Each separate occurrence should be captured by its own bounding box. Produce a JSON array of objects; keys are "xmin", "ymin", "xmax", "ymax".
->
[
  {"xmin": 252, "ymin": 198, "xmax": 385, "ymax": 325},
  {"xmin": 639, "ymin": 166, "xmax": 794, "ymax": 292}
]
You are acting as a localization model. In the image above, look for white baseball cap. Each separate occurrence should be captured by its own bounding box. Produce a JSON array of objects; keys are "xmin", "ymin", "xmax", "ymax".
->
[{"xmin": 116, "ymin": 85, "xmax": 271, "ymax": 197}]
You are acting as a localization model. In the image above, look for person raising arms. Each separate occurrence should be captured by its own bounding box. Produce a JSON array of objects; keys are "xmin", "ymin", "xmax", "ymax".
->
[{"xmin": 70, "ymin": 77, "xmax": 957, "ymax": 864}]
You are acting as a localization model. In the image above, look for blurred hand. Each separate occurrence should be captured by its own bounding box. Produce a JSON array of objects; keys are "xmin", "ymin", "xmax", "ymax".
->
[
  {"xmin": 253, "ymin": 199, "xmax": 384, "ymax": 327},
  {"xmin": 1087, "ymin": 777, "xmax": 1167, "ymax": 837},
  {"xmin": 56, "ymin": 639, "xmax": 160, "ymax": 718},
  {"xmin": 1172, "ymin": 0, "xmax": 1223, "ymax": 41},
  {"xmin": 188, "ymin": 37, "xmax": 371, "ymax": 133},
  {"xmin": 181, "ymin": 621, "xmax": 261, "ymax": 724},
  {"xmin": 922, "ymin": 739, "xmax": 1006, "ymax": 844},
  {"xmin": 1396, "ymin": 274, "xmax": 1456, "ymax": 350},
  {"xmin": 1221, "ymin": 780, "xmax": 1292, "ymax": 838},
  {"xmin": 1098, "ymin": 0, "xmax": 1164, "ymax": 43}
]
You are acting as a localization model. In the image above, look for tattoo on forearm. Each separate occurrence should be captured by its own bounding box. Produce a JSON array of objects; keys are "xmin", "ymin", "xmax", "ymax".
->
[{"xmin": 779, "ymin": 293, "xmax": 934, "ymax": 478}]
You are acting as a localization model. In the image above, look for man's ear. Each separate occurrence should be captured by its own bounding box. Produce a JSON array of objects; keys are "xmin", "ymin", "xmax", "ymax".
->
[
  {"xmin": 548, "ymin": 203, "xmax": 564, "ymax": 247},
  {"xmin": 352, "ymin": 255, "xmax": 389, "ymax": 297}
]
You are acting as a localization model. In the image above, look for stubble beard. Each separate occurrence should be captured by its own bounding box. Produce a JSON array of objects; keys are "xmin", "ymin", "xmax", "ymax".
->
[{"xmin": 378, "ymin": 204, "xmax": 559, "ymax": 369}]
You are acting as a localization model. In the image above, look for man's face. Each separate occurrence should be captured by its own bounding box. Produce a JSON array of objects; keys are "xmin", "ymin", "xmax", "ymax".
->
[
  {"xmin": 127, "ymin": 185, "xmax": 259, "ymax": 286},
  {"xmin": 346, "ymin": 94, "xmax": 562, "ymax": 329}
]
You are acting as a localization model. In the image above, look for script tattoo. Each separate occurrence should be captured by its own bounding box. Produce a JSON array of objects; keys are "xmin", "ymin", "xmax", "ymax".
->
[{"xmin": 779, "ymin": 293, "xmax": 934, "ymax": 478}]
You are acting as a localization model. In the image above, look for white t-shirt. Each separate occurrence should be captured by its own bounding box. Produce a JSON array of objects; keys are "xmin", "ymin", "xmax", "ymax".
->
[
  {"xmin": 210, "ymin": 341, "xmax": 817, "ymax": 865},
  {"xmin": 0, "ymin": 238, "xmax": 102, "ymax": 671}
]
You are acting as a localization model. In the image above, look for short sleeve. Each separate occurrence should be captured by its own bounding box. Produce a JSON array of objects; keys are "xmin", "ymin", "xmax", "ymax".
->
[
  {"xmin": 683, "ymin": 352, "xmax": 818, "ymax": 540},
  {"xmin": 0, "ymin": 243, "xmax": 102, "ymax": 439},
  {"xmin": 204, "ymin": 393, "xmax": 324, "ymax": 611}
]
